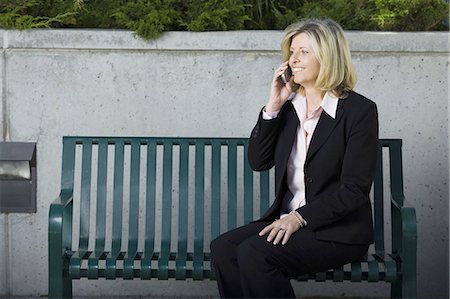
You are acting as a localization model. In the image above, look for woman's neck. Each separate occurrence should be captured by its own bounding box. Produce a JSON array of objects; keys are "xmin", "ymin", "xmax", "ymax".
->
[{"xmin": 304, "ymin": 88, "xmax": 325, "ymax": 114}]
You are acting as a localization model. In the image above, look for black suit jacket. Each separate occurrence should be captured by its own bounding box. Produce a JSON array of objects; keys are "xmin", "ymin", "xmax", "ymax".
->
[{"xmin": 248, "ymin": 91, "xmax": 378, "ymax": 245}]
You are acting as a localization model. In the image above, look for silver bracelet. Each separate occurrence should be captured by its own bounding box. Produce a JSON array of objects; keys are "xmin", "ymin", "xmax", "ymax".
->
[{"xmin": 290, "ymin": 211, "xmax": 307, "ymax": 227}]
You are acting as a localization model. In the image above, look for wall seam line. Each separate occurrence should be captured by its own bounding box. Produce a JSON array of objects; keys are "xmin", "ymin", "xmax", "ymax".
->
[{"xmin": 2, "ymin": 30, "xmax": 12, "ymax": 297}]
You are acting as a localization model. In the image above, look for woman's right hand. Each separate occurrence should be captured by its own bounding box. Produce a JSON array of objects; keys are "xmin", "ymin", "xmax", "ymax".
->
[{"xmin": 265, "ymin": 61, "xmax": 293, "ymax": 112}]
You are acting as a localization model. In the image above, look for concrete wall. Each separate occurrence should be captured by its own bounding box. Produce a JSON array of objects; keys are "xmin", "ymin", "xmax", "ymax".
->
[{"xmin": 0, "ymin": 29, "xmax": 448, "ymax": 298}]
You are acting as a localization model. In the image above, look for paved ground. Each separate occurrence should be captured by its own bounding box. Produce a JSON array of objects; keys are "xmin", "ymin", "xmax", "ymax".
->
[{"xmin": 0, "ymin": 297, "xmax": 389, "ymax": 299}]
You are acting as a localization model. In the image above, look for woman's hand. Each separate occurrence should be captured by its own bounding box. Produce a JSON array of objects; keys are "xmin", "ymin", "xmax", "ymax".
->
[
  {"xmin": 259, "ymin": 213, "xmax": 301, "ymax": 245},
  {"xmin": 265, "ymin": 61, "xmax": 294, "ymax": 113}
]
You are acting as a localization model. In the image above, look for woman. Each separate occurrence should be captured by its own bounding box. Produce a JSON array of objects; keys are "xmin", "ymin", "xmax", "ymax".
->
[{"xmin": 210, "ymin": 19, "xmax": 378, "ymax": 298}]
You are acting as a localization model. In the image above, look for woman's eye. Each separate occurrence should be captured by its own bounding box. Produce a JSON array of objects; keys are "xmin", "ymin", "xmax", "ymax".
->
[{"xmin": 301, "ymin": 50, "xmax": 309, "ymax": 55}]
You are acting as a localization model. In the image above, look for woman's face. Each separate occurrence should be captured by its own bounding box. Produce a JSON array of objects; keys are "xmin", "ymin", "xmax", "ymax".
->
[{"xmin": 288, "ymin": 33, "xmax": 320, "ymax": 89}]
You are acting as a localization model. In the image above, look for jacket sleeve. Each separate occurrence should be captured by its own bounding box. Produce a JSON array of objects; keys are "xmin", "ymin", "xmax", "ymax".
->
[
  {"xmin": 298, "ymin": 101, "xmax": 379, "ymax": 230},
  {"xmin": 248, "ymin": 107, "xmax": 283, "ymax": 171}
]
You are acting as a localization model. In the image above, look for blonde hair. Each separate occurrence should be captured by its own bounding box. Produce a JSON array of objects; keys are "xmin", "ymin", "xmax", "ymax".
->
[{"xmin": 281, "ymin": 19, "xmax": 356, "ymax": 98}]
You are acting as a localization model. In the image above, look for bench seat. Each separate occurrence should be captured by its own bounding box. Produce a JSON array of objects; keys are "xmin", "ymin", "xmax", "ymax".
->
[{"xmin": 65, "ymin": 249, "xmax": 399, "ymax": 282}]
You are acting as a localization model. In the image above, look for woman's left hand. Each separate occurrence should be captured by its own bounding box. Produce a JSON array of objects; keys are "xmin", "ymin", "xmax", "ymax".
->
[{"xmin": 259, "ymin": 213, "xmax": 302, "ymax": 245}]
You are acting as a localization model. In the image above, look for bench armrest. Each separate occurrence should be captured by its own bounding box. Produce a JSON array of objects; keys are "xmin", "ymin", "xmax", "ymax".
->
[
  {"xmin": 48, "ymin": 191, "xmax": 74, "ymax": 297},
  {"xmin": 390, "ymin": 192, "xmax": 417, "ymax": 256},
  {"xmin": 390, "ymin": 192, "xmax": 417, "ymax": 297},
  {"xmin": 49, "ymin": 190, "xmax": 74, "ymax": 253}
]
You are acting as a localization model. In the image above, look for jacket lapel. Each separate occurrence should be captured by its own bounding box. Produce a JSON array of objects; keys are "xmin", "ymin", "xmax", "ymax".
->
[{"xmin": 306, "ymin": 99, "xmax": 345, "ymax": 162}]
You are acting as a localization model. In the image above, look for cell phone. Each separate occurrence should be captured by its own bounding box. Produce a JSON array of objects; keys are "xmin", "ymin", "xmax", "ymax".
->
[{"xmin": 279, "ymin": 66, "xmax": 292, "ymax": 84}]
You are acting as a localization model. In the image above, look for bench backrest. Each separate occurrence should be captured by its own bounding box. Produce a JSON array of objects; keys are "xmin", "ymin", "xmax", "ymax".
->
[{"xmin": 60, "ymin": 137, "xmax": 403, "ymax": 260}]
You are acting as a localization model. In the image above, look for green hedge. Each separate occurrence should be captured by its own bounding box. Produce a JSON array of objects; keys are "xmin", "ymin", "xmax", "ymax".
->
[{"xmin": 1, "ymin": 0, "xmax": 448, "ymax": 39}]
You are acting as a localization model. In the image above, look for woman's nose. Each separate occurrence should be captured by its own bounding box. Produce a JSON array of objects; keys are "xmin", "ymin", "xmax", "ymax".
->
[{"xmin": 290, "ymin": 50, "xmax": 300, "ymax": 63}]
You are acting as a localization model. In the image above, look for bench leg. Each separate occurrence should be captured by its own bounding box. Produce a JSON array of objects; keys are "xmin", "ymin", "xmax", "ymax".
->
[
  {"xmin": 401, "ymin": 248, "xmax": 417, "ymax": 299},
  {"xmin": 49, "ymin": 257, "xmax": 72, "ymax": 298},
  {"xmin": 401, "ymin": 271, "xmax": 416, "ymax": 299},
  {"xmin": 391, "ymin": 281, "xmax": 401, "ymax": 298},
  {"xmin": 391, "ymin": 280, "xmax": 416, "ymax": 299},
  {"xmin": 49, "ymin": 201, "xmax": 74, "ymax": 298}
]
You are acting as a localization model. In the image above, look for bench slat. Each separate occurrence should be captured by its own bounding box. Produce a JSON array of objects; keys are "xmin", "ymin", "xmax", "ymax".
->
[
  {"xmin": 373, "ymin": 142, "xmax": 385, "ymax": 257},
  {"xmin": 260, "ymin": 171, "xmax": 270, "ymax": 215},
  {"xmin": 94, "ymin": 139, "xmax": 108, "ymax": 252},
  {"xmin": 368, "ymin": 258, "xmax": 380, "ymax": 282},
  {"xmin": 350, "ymin": 261, "xmax": 362, "ymax": 282},
  {"xmin": 176, "ymin": 140, "xmax": 189, "ymax": 279},
  {"xmin": 61, "ymin": 138, "xmax": 76, "ymax": 193},
  {"xmin": 111, "ymin": 141, "xmax": 125, "ymax": 255},
  {"xmin": 144, "ymin": 140, "xmax": 157, "ymax": 254},
  {"xmin": 209, "ymin": 141, "xmax": 222, "ymax": 281},
  {"xmin": 332, "ymin": 266, "xmax": 344, "ymax": 282},
  {"xmin": 158, "ymin": 140, "xmax": 174, "ymax": 279},
  {"xmin": 227, "ymin": 141, "xmax": 237, "ymax": 231},
  {"xmin": 384, "ymin": 259, "xmax": 397, "ymax": 283},
  {"xmin": 211, "ymin": 140, "xmax": 221, "ymax": 240},
  {"xmin": 243, "ymin": 141, "xmax": 254, "ymax": 224},
  {"xmin": 87, "ymin": 250, "xmax": 108, "ymax": 279},
  {"xmin": 105, "ymin": 140, "xmax": 125, "ymax": 280},
  {"xmin": 128, "ymin": 139, "xmax": 141, "ymax": 253},
  {"xmin": 69, "ymin": 250, "xmax": 89, "ymax": 279},
  {"xmin": 79, "ymin": 140, "xmax": 93, "ymax": 250},
  {"xmin": 194, "ymin": 141, "xmax": 206, "ymax": 280},
  {"xmin": 124, "ymin": 140, "xmax": 142, "ymax": 279},
  {"xmin": 105, "ymin": 251, "xmax": 125, "ymax": 279},
  {"xmin": 141, "ymin": 140, "xmax": 157, "ymax": 280},
  {"xmin": 388, "ymin": 140, "xmax": 404, "ymax": 205}
]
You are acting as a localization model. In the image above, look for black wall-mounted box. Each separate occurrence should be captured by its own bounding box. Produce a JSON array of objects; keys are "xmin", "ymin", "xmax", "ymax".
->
[{"xmin": 0, "ymin": 142, "xmax": 37, "ymax": 213}]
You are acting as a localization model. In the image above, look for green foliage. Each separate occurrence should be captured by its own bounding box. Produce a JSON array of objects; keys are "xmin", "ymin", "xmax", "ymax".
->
[
  {"xmin": 0, "ymin": 0, "xmax": 448, "ymax": 39},
  {"xmin": 241, "ymin": 0, "xmax": 449, "ymax": 31},
  {"xmin": 242, "ymin": 1, "xmax": 312, "ymax": 29},
  {"xmin": 297, "ymin": 0, "xmax": 377, "ymax": 30},
  {"xmin": 70, "ymin": 0, "xmax": 125, "ymax": 29},
  {"xmin": 0, "ymin": 0, "xmax": 76, "ymax": 29},
  {"xmin": 371, "ymin": 0, "xmax": 449, "ymax": 30},
  {"xmin": 112, "ymin": 0, "xmax": 183, "ymax": 39},
  {"xmin": 184, "ymin": 0, "xmax": 250, "ymax": 31},
  {"xmin": 111, "ymin": 0, "xmax": 250, "ymax": 38}
]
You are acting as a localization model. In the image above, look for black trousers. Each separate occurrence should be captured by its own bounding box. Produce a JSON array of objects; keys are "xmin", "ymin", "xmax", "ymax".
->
[{"xmin": 210, "ymin": 221, "xmax": 369, "ymax": 298}]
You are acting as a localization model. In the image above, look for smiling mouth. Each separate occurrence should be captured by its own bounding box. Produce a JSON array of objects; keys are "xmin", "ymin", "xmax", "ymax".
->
[{"xmin": 292, "ymin": 67, "xmax": 306, "ymax": 73}]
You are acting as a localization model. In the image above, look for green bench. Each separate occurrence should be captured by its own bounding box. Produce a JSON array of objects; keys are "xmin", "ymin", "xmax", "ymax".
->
[{"xmin": 49, "ymin": 136, "xmax": 416, "ymax": 298}]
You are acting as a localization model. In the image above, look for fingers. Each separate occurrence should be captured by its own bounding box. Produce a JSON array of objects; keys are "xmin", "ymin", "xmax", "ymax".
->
[
  {"xmin": 258, "ymin": 222, "xmax": 282, "ymax": 243},
  {"xmin": 272, "ymin": 229, "xmax": 286, "ymax": 245},
  {"xmin": 259, "ymin": 214, "xmax": 302, "ymax": 245},
  {"xmin": 258, "ymin": 222, "xmax": 291, "ymax": 245},
  {"xmin": 266, "ymin": 226, "xmax": 289, "ymax": 245},
  {"xmin": 259, "ymin": 224, "xmax": 283, "ymax": 244},
  {"xmin": 273, "ymin": 61, "xmax": 290, "ymax": 82},
  {"xmin": 267, "ymin": 61, "xmax": 293, "ymax": 111},
  {"xmin": 258, "ymin": 223, "xmax": 274, "ymax": 237},
  {"xmin": 267, "ymin": 226, "xmax": 282, "ymax": 244},
  {"xmin": 282, "ymin": 230, "xmax": 293, "ymax": 245}
]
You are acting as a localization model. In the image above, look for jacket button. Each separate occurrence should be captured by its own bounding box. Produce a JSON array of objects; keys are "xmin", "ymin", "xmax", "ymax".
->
[{"xmin": 306, "ymin": 177, "xmax": 313, "ymax": 183}]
